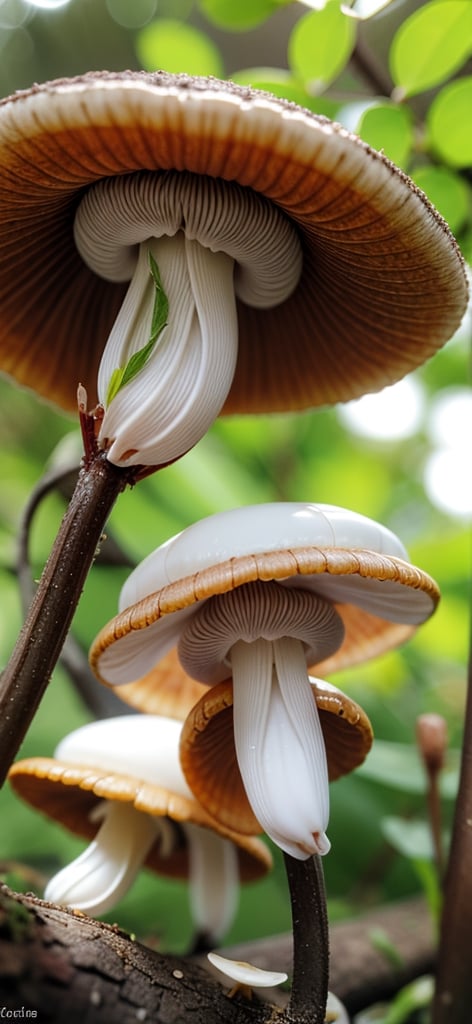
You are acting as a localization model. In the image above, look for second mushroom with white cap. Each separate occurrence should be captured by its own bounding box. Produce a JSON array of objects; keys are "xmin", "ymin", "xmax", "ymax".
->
[{"xmin": 91, "ymin": 501, "xmax": 439, "ymax": 860}]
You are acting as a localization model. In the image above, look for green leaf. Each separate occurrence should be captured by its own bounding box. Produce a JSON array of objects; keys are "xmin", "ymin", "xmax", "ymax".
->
[
  {"xmin": 459, "ymin": 224, "xmax": 472, "ymax": 264},
  {"xmin": 368, "ymin": 927, "xmax": 404, "ymax": 968},
  {"xmin": 147, "ymin": 253, "xmax": 170, "ymax": 347},
  {"xmin": 389, "ymin": 0, "xmax": 472, "ymax": 98},
  {"xmin": 135, "ymin": 18, "xmax": 224, "ymax": 77},
  {"xmin": 105, "ymin": 367, "xmax": 125, "ymax": 406},
  {"xmin": 382, "ymin": 816, "xmax": 434, "ymax": 861},
  {"xmin": 106, "ymin": 253, "xmax": 169, "ymax": 407},
  {"xmin": 412, "ymin": 859, "xmax": 442, "ymax": 926},
  {"xmin": 427, "ymin": 77, "xmax": 472, "ymax": 167},
  {"xmin": 288, "ymin": 2, "xmax": 356, "ymax": 94},
  {"xmin": 411, "ymin": 165, "xmax": 470, "ymax": 235},
  {"xmin": 106, "ymin": 0, "xmax": 163, "ymax": 30},
  {"xmin": 356, "ymin": 738, "xmax": 459, "ymax": 798},
  {"xmin": 356, "ymin": 103, "xmax": 413, "ymax": 168},
  {"xmin": 198, "ymin": 0, "xmax": 281, "ymax": 31},
  {"xmin": 230, "ymin": 67, "xmax": 340, "ymax": 117},
  {"xmin": 382, "ymin": 976, "xmax": 435, "ymax": 1024}
]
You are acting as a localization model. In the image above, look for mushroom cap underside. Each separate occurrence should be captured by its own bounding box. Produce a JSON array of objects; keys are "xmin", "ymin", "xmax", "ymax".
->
[
  {"xmin": 179, "ymin": 678, "xmax": 374, "ymax": 834},
  {"xmin": 8, "ymin": 757, "xmax": 271, "ymax": 882},
  {"xmin": 115, "ymin": 648, "xmax": 208, "ymax": 717},
  {"xmin": 0, "ymin": 70, "xmax": 467, "ymax": 413},
  {"xmin": 90, "ymin": 545, "xmax": 440, "ymax": 688}
]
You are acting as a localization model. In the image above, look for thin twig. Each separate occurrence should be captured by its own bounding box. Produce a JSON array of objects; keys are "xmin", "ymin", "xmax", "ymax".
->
[
  {"xmin": 16, "ymin": 460, "xmax": 135, "ymax": 720},
  {"xmin": 350, "ymin": 37, "xmax": 393, "ymax": 99},
  {"xmin": 432, "ymin": 649, "xmax": 472, "ymax": 1024},
  {"xmin": 0, "ymin": 402, "xmax": 138, "ymax": 785}
]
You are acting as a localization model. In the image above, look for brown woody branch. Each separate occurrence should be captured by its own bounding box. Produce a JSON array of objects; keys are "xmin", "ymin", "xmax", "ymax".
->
[{"xmin": 0, "ymin": 886, "xmax": 435, "ymax": 1022}]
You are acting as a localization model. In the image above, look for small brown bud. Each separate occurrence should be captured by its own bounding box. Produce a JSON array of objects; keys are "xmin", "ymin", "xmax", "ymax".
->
[{"xmin": 416, "ymin": 713, "xmax": 448, "ymax": 776}]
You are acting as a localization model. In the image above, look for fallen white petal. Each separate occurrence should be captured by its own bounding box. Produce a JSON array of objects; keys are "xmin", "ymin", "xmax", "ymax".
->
[{"xmin": 207, "ymin": 951, "xmax": 288, "ymax": 987}]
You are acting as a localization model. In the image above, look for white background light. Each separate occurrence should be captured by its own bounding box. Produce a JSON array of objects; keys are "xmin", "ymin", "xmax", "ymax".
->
[
  {"xmin": 337, "ymin": 376, "xmax": 425, "ymax": 442},
  {"xmin": 424, "ymin": 448, "xmax": 471, "ymax": 520},
  {"xmin": 24, "ymin": 0, "xmax": 71, "ymax": 9},
  {"xmin": 424, "ymin": 388, "xmax": 472, "ymax": 520}
]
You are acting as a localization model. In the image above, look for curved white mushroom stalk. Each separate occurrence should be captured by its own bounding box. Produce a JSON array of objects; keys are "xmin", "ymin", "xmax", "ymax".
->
[
  {"xmin": 179, "ymin": 580, "xmax": 345, "ymax": 859},
  {"xmin": 183, "ymin": 823, "xmax": 239, "ymax": 944},
  {"xmin": 74, "ymin": 171, "xmax": 302, "ymax": 469},
  {"xmin": 44, "ymin": 715, "xmax": 193, "ymax": 917},
  {"xmin": 44, "ymin": 799, "xmax": 165, "ymax": 916}
]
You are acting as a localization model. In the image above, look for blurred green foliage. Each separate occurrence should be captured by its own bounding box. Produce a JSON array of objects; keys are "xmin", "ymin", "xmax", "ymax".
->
[{"xmin": 0, "ymin": 0, "xmax": 470, "ymax": 957}]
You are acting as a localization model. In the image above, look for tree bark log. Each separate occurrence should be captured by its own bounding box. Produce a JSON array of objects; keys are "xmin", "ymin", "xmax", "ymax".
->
[
  {"xmin": 0, "ymin": 886, "xmax": 435, "ymax": 1022},
  {"xmin": 0, "ymin": 885, "xmax": 266, "ymax": 1024}
]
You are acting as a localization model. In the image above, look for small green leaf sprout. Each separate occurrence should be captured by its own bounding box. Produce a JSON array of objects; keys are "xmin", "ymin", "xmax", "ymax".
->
[{"xmin": 106, "ymin": 252, "xmax": 169, "ymax": 407}]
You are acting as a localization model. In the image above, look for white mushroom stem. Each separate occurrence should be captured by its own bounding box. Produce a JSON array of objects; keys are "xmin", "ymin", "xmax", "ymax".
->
[
  {"xmin": 178, "ymin": 580, "xmax": 345, "ymax": 859},
  {"xmin": 183, "ymin": 823, "xmax": 239, "ymax": 944},
  {"xmin": 44, "ymin": 799, "xmax": 163, "ymax": 916},
  {"xmin": 74, "ymin": 171, "xmax": 302, "ymax": 469},
  {"xmin": 232, "ymin": 637, "xmax": 331, "ymax": 859}
]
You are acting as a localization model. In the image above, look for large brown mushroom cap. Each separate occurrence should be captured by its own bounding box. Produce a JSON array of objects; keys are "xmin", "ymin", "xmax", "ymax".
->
[
  {"xmin": 179, "ymin": 677, "xmax": 374, "ymax": 834},
  {"xmin": 0, "ymin": 70, "xmax": 467, "ymax": 413},
  {"xmin": 8, "ymin": 756, "xmax": 271, "ymax": 882}
]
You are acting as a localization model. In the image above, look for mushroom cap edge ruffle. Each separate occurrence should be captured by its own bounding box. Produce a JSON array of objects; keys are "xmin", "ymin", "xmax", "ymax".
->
[
  {"xmin": 90, "ymin": 544, "xmax": 440, "ymax": 689},
  {"xmin": 8, "ymin": 755, "xmax": 271, "ymax": 883}
]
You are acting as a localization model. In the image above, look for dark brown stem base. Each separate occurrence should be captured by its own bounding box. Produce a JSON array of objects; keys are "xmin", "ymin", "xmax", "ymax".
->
[
  {"xmin": 0, "ymin": 449, "xmax": 135, "ymax": 787},
  {"xmin": 282, "ymin": 853, "xmax": 329, "ymax": 1024},
  {"xmin": 432, "ymin": 652, "xmax": 472, "ymax": 1024}
]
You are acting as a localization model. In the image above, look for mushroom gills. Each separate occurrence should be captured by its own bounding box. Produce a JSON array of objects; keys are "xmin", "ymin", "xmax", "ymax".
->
[{"xmin": 74, "ymin": 171, "xmax": 302, "ymax": 469}]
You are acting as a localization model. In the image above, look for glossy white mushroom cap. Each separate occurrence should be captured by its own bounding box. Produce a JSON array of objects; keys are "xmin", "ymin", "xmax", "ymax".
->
[
  {"xmin": 120, "ymin": 503, "xmax": 409, "ymax": 603},
  {"xmin": 91, "ymin": 502, "xmax": 439, "ymax": 687},
  {"xmin": 54, "ymin": 714, "xmax": 192, "ymax": 797}
]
